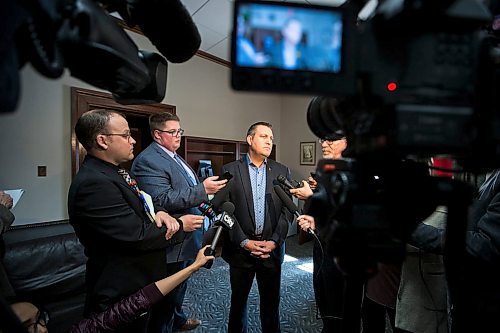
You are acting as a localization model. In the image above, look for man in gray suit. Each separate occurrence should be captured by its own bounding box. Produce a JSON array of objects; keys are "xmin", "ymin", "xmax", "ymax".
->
[{"xmin": 132, "ymin": 112, "xmax": 227, "ymax": 332}]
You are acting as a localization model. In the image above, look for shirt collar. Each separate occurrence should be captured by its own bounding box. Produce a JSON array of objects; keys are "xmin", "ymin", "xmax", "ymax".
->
[
  {"xmin": 155, "ymin": 142, "xmax": 176, "ymax": 158},
  {"xmin": 246, "ymin": 153, "xmax": 267, "ymax": 168}
]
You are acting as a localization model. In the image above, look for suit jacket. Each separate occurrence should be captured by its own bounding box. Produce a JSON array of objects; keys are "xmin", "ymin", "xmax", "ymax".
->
[
  {"xmin": 131, "ymin": 142, "xmax": 208, "ymax": 263},
  {"xmin": 396, "ymin": 207, "xmax": 449, "ymax": 333},
  {"xmin": 68, "ymin": 155, "xmax": 183, "ymax": 315},
  {"xmin": 221, "ymin": 156, "xmax": 292, "ymax": 268}
]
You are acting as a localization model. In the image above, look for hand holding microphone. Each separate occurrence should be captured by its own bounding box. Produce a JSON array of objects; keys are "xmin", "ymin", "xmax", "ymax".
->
[
  {"xmin": 289, "ymin": 181, "xmax": 313, "ymax": 200},
  {"xmin": 297, "ymin": 215, "xmax": 316, "ymax": 234},
  {"xmin": 277, "ymin": 174, "xmax": 313, "ymax": 200},
  {"xmin": 273, "ymin": 184, "xmax": 316, "ymax": 236},
  {"xmin": 204, "ymin": 201, "xmax": 235, "ymax": 268},
  {"xmin": 192, "ymin": 245, "xmax": 216, "ymax": 270}
]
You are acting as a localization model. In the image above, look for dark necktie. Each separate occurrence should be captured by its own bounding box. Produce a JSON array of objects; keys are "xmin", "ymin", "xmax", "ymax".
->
[
  {"xmin": 118, "ymin": 168, "xmax": 155, "ymax": 223},
  {"xmin": 174, "ymin": 154, "xmax": 196, "ymax": 186}
]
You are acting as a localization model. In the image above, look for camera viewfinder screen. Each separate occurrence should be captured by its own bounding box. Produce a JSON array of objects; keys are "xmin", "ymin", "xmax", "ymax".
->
[{"xmin": 234, "ymin": 2, "xmax": 343, "ymax": 73}]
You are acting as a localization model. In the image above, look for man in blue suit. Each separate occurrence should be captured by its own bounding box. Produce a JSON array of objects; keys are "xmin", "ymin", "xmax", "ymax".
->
[{"xmin": 132, "ymin": 112, "xmax": 227, "ymax": 332}]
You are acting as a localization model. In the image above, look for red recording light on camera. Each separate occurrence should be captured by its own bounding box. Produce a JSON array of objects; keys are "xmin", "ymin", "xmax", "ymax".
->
[{"xmin": 387, "ymin": 82, "xmax": 397, "ymax": 92}]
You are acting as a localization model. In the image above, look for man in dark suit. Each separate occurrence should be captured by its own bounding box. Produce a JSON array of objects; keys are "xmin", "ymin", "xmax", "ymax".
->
[
  {"xmin": 131, "ymin": 112, "xmax": 227, "ymax": 332},
  {"xmin": 68, "ymin": 109, "xmax": 183, "ymax": 333},
  {"xmin": 221, "ymin": 121, "xmax": 292, "ymax": 333}
]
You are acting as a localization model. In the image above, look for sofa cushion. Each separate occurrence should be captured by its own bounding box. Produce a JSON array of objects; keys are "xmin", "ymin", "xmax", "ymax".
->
[{"xmin": 2, "ymin": 221, "xmax": 87, "ymax": 332}]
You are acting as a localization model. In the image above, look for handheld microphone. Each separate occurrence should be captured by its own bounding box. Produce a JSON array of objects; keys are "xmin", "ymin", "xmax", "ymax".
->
[
  {"xmin": 204, "ymin": 201, "xmax": 235, "ymax": 269},
  {"xmin": 273, "ymin": 185, "xmax": 316, "ymax": 236},
  {"xmin": 198, "ymin": 179, "xmax": 231, "ymax": 220},
  {"xmin": 277, "ymin": 174, "xmax": 303, "ymax": 191}
]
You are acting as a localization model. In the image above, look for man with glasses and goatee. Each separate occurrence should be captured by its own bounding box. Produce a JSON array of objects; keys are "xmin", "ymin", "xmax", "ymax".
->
[
  {"xmin": 132, "ymin": 112, "xmax": 227, "ymax": 332},
  {"xmin": 68, "ymin": 109, "xmax": 184, "ymax": 333}
]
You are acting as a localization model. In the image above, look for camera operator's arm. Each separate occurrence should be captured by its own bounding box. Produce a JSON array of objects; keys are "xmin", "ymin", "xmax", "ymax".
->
[
  {"xmin": 290, "ymin": 181, "xmax": 313, "ymax": 200},
  {"xmin": 466, "ymin": 191, "xmax": 500, "ymax": 262},
  {"xmin": 410, "ymin": 224, "xmax": 445, "ymax": 254},
  {"xmin": 409, "ymin": 207, "xmax": 447, "ymax": 254}
]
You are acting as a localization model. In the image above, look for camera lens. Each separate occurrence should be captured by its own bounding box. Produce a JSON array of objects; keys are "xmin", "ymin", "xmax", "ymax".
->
[{"xmin": 307, "ymin": 96, "xmax": 345, "ymax": 140}]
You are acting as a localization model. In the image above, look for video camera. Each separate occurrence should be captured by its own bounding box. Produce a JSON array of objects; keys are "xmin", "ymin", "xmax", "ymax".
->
[
  {"xmin": 0, "ymin": 0, "xmax": 201, "ymax": 113},
  {"xmin": 230, "ymin": 3, "xmax": 500, "ymax": 329},
  {"xmin": 231, "ymin": 0, "xmax": 500, "ymax": 171},
  {"xmin": 230, "ymin": 3, "xmax": 498, "ymax": 320}
]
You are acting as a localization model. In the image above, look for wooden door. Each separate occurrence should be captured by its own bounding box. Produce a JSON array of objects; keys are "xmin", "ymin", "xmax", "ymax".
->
[{"xmin": 71, "ymin": 87, "xmax": 175, "ymax": 176}]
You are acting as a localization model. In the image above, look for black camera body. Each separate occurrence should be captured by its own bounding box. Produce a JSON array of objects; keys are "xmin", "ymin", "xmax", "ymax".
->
[
  {"xmin": 231, "ymin": 0, "xmax": 500, "ymax": 171},
  {"xmin": 1, "ymin": 0, "xmax": 201, "ymax": 113},
  {"xmin": 230, "ymin": 1, "xmax": 497, "ymax": 285}
]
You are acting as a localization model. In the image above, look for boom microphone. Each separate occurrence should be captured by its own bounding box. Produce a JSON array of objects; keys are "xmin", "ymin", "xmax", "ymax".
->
[
  {"xmin": 273, "ymin": 185, "xmax": 316, "ymax": 236},
  {"xmin": 204, "ymin": 201, "xmax": 235, "ymax": 269},
  {"xmin": 118, "ymin": 0, "xmax": 202, "ymax": 63}
]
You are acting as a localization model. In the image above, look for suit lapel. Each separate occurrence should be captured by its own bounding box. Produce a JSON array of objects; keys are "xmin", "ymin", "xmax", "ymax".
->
[
  {"xmin": 152, "ymin": 143, "xmax": 196, "ymax": 185},
  {"xmin": 85, "ymin": 156, "xmax": 139, "ymax": 198},
  {"xmin": 265, "ymin": 160, "xmax": 274, "ymax": 197},
  {"xmin": 238, "ymin": 158, "xmax": 256, "ymax": 225},
  {"xmin": 264, "ymin": 160, "xmax": 277, "ymax": 237}
]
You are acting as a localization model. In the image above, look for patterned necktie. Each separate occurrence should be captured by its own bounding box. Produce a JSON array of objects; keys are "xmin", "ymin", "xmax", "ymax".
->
[
  {"xmin": 118, "ymin": 168, "xmax": 155, "ymax": 223},
  {"xmin": 174, "ymin": 154, "xmax": 197, "ymax": 186}
]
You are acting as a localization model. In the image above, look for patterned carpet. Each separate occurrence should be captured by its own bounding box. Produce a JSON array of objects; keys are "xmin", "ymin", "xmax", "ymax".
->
[{"xmin": 182, "ymin": 235, "xmax": 324, "ymax": 333}]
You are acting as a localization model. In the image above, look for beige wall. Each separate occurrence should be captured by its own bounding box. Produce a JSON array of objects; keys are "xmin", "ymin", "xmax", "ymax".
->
[
  {"xmin": 0, "ymin": 30, "xmax": 318, "ymax": 225},
  {"xmin": 279, "ymin": 95, "xmax": 320, "ymax": 182}
]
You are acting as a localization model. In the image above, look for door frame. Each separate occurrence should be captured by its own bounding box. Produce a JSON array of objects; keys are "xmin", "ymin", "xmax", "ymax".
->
[{"xmin": 70, "ymin": 87, "xmax": 175, "ymax": 177}]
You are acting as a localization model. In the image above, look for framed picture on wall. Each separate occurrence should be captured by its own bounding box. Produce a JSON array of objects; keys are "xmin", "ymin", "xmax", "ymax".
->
[{"xmin": 300, "ymin": 142, "xmax": 316, "ymax": 165}]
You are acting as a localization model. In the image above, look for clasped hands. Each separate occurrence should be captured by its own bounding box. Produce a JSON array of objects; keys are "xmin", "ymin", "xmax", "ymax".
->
[{"xmin": 245, "ymin": 240, "xmax": 276, "ymax": 259}]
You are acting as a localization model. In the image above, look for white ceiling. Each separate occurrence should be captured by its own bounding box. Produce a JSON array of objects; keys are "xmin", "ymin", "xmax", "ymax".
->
[{"xmin": 182, "ymin": 0, "xmax": 347, "ymax": 62}]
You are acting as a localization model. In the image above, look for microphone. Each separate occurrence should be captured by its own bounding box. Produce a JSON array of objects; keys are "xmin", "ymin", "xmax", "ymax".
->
[
  {"xmin": 204, "ymin": 202, "xmax": 235, "ymax": 269},
  {"xmin": 198, "ymin": 179, "xmax": 231, "ymax": 220},
  {"xmin": 277, "ymin": 175, "xmax": 303, "ymax": 191},
  {"xmin": 118, "ymin": 0, "xmax": 201, "ymax": 63},
  {"xmin": 273, "ymin": 185, "xmax": 316, "ymax": 236}
]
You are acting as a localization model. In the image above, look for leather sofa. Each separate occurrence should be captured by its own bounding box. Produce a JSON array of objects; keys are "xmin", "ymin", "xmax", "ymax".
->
[{"xmin": 2, "ymin": 221, "xmax": 86, "ymax": 333}]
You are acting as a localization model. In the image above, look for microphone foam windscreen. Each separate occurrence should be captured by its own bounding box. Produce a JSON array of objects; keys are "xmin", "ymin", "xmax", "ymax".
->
[
  {"xmin": 221, "ymin": 201, "xmax": 235, "ymax": 215},
  {"xmin": 211, "ymin": 182, "xmax": 231, "ymax": 212},
  {"xmin": 133, "ymin": 0, "xmax": 201, "ymax": 63},
  {"xmin": 273, "ymin": 185, "xmax": 299, "ymax": 213}
]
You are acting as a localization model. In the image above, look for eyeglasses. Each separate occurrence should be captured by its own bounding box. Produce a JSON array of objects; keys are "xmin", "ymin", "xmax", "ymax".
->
[
  {"xmin": 318, "ymin": 137, "xmax": 346, "ymax": 144},
  {"xmin": 102, "ymin": 132, "xmax": 133, "ymax": 142},
  {"xmin": 26, "ymin": 310, "xmax": 49, "ymax": 333},
  {"xmin": 156, "ymin": 128, "xmax": 185, "ymax": 137}
]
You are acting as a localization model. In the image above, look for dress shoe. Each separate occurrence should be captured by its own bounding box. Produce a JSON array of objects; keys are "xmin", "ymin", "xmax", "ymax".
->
[{"xmin": 175, "ymin": 318, "xmax": 201, "ymax": 331}]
